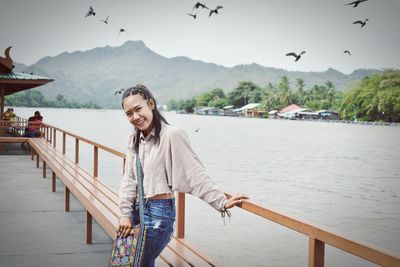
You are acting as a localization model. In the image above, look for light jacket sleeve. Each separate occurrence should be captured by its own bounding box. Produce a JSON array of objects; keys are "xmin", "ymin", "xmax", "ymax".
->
[
  {"xmin": 118, "ymin": 137, "xmax": 137, "ymax": 218},
  {"xmin": 167, "ymin": 128, "xmax": 227, "ymax": 212}
]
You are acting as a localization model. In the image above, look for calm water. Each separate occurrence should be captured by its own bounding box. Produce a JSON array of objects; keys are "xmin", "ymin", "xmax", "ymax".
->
[{"xmin": 14, "ymin": 107, "xmax": 400, "ymax": 267}]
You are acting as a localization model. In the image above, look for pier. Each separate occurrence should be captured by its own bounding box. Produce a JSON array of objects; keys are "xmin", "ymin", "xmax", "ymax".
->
[{"xmin": 1, "ymin": 120, "xmax": 399, "ymax": 266}]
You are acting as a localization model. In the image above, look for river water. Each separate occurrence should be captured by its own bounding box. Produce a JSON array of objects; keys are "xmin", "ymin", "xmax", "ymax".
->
[{"xmin": 14, "ymin": 107, "xmax": 400, "ymax": 267}]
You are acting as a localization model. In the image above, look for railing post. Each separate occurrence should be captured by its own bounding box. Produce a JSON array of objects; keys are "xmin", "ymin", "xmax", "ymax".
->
[
  {"xmin": 75, "ymin": 138, "xmax": 79, "ymax": 164},
  {"xmin": 86, "ymin": 211, "xmax": 93, "ymax": 244},
  {"xmin": 176, "ymin": 192, "xmax": 186, "ymax": 238},
  {"xmin": 62, "ymin": 133, "xmax": 66, "ymax": 155},
  {"xmin": 93, "ymin": 146, "xmax": 98, "ymax": 177},
  {"xmin": 49, "ymin": 127, "xmax": 52, "ymax": 144},
  {"xmin": 42, "ymin": 161, "xmax": 46, "ymax": 178},
  {"xmin": 46, "ymin": 127, "xmax": 49, "ymax": 142},
  {"xmin": 53, "ymin": 128, "xmax": 56, "ymax": 148},
  {"xmin": 52, "ymin": 171, "xmax": 56, "ymax": 192},
  {"xmin": 65, "ymin": 187, "xmax": 70, "ymax": 212},
  {"xmin": 123, "ymin": 158, "xmax": 126, "ymax": 175},
  {"xmin": 36, "ymin": 154, "xmax": 40, "ymax": 168},
  {"xmin": 309, "ymin": 237, "xmax": 325, "ymax": 267}
]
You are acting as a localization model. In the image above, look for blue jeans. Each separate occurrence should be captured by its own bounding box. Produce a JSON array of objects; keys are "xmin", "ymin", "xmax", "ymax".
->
[{"xmin": 131, "ymin": 198, "xmax": 176, "ymax": 267}]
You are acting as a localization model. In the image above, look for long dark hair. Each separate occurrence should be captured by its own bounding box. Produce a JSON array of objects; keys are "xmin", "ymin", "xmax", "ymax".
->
[{"xmin": 121, "ymin": 84, "xmax": 168, "ymax": 151}]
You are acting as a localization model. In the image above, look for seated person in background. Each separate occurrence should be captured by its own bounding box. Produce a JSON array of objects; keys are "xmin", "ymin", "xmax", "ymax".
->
[
  {"xmin": 2, "ymin": 108, "xmax": 16, "ymax": 132},
  {"xmin": 23, "ymin": 111, "xmax": 43, "ymax": 138},
  {"xmin": 3, "ymin": 108, "xmax": 16, "ymax": 125}
]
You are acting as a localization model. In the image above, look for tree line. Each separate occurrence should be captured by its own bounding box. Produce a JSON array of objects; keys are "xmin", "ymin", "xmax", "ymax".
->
[
  {"xmin": 167, "ymin": 76, "xmax": 343, "ymax": 114},
  {"xmin": 5, "ymin": 91, "xmax": 101, "ymax": 109},
  {"xmin": 340, "ymin": 69, "xmax": 400, "ymax": 122},
  {"xmin": 167, "ymin": 70, "xmax": 400, "ymax": 123}
]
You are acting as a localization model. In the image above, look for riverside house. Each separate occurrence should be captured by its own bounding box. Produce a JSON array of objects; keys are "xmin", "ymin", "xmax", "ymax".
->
[{"xmin": 232, "ymin": 103, "xmax": 266, "ymax": 118}]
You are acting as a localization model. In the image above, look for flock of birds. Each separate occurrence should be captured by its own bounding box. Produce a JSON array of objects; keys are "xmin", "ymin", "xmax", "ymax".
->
[
  {"xmin": 187, "ymin": 2, "xmax": 223, "ymax": 19},
  {"xmin": 110, "ymin": 0, "xmax": 372, "ymax": 96},
  {"xmin": 285, "ymin": 0, "xmax": 370, "ymax": 62},
  {"xmin": 85, "ymin": 6, "xmax": 127, "ymax": 35},
  {"xmin": 86, "ymin": 0, "xmax": 371, "ymax": 66}
]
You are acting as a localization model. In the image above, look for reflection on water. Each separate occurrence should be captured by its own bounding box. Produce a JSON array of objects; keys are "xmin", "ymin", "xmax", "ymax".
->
[{"xmin": 14, "ymin": 107, "xmax": 400, "ymax": 267}]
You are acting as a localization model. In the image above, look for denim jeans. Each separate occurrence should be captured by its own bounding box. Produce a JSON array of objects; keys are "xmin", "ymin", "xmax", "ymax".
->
[{"xmin": 131, "ymin": 198, "xmax": 176, "ymax": 267}]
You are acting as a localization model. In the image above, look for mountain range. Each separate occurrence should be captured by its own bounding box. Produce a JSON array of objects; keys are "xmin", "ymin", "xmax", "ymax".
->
[{"xmin": 15, "ymin": 40, "xmax": 380, "ymax": 108}]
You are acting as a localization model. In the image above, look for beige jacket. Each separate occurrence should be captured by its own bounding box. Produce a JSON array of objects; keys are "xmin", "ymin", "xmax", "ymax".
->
[{"xmin": 118, "ymin": 122, "xmax": 228, "ymax": 217}]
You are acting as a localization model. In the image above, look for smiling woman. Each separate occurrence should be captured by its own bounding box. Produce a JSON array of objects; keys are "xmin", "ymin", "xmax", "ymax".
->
[{"xmin": 118, "ymin": 84, "xmax": 248, "ymax": 266}]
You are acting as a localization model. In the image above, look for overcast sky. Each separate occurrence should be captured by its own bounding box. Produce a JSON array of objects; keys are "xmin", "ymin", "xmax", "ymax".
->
[{"xmin": 1, "ymin": 0, "xmax": 399, "ymax": 74}]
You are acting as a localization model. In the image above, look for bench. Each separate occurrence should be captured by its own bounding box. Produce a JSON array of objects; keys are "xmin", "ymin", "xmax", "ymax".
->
[
  {"xmin": 0, "ymin": 137, "xmax": 29, "ymax": 143},
  {"xmin": 28, "ymin": 137, "xmax": 217, "ymax": 267},
  {"xmin": 0, "ymin": 136, "xmax": 29, "ymax": 152}
]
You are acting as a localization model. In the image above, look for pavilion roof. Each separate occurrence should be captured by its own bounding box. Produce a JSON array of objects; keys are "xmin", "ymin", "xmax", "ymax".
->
[{"xmin": 0, "ymin": 72, "xmax": 53, "ymax": 96}]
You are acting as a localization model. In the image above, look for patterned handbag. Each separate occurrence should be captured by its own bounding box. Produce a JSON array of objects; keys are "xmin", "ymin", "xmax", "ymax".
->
[{"xmin": 109, "ymin": 150, "xmax": 147, "ymax": 267}]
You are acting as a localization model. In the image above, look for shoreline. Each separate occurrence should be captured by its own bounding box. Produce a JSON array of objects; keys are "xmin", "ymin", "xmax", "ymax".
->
[{"xmin": 177, "ymin": 112, "xmax": 400, "ymax": 127}]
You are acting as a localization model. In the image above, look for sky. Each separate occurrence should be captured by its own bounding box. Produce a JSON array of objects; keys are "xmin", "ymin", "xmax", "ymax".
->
[{"xmin": 1, "ymin": 0, "xmax": 399, "ymax": 74}]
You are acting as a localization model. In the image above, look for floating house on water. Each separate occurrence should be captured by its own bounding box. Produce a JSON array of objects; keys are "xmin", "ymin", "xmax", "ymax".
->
[
  {"xmin": 317, "ymin": 110, "xmax": 340, "ymax": 120},
  {"xmin": 194, "ymin": 106, "xmax": 222, "ymax": 115},
  {"xmin": 221, "ymin": 105, "xmax": 234, "ymax": 116},
  {"xmin": 277, "ymin": 104, "xmax": 340, "ymax": 120},
  {"xmin": 232, "ymin": 103, "xmax": 266, "ymax": 118}
]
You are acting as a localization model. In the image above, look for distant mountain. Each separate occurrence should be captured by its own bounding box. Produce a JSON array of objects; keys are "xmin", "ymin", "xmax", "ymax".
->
[{"xmin": 15, "ymin": 40, "xmax": 381, "ymax": 108}]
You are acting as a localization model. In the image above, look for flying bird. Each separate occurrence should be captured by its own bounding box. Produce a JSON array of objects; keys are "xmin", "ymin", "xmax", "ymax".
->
[
  {"xmin": 193, "ymin": 2, "xmax": 209, "ymax": 10},
  {"xmin": 209, "ymin": 6, "xmax": 223, "ymax": 17},
  {"xmin": 100, "ymin": 16, "xmax": 109, "ymax": 24},
  {"xmin": 119, "ymin": 28, "xmax": 126, "ymax": 34},
  {"xmin": 345, "ymin": 0, "xmax": 368, "ymax": 8},
  {"xmin": 344, "ymin": 50, "xmax": 351, "ymax": 56},
  {"xmin": 353, "ymin": 18, "xmax": 369, "ymax": 27},
  {"xmin": 286, "ymin": 51, "xmax": 306, "ymax": 62},
  {"xmin": 85, "ymin": 6, "xmax": 96, "ymax": 17},
  {"xmin": 114, "ymin": 88, "xmax": 125, "ymax": 95},
  {"xmin": 195, "ymin": 128, "xmax": 200, "ymax": 133},
  {"xmin": 187, "ymin": 13, "xmax": 197, "ymax": 19}
]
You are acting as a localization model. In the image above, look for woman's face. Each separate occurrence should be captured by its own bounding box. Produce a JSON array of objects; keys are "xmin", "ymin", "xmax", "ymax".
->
[{"xmin": 123, "ymin": 94, "xmax": 155, "ymax": 136}]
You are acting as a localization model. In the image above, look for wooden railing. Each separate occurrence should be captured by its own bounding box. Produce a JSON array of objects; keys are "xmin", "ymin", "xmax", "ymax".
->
[
  {"xmin": 2, "ymin": 119, "xmax": 399, "ymax": 267},
  {"xmin": 227, "ymin": 194, "xmax": 400, "ymax": 267},
  {"xmin": 0, "ymin": 116, "xmax": 29, "ymax": 136}
]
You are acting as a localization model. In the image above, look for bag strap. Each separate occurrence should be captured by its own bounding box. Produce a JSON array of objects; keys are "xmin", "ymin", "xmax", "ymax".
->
[
  {"xmin": 133, "ymin": 149, "xmax": 146, "ymax": 267},
  {"xmin": 135, "ymin": 149, "xmax": 145, "ymax": 224}
]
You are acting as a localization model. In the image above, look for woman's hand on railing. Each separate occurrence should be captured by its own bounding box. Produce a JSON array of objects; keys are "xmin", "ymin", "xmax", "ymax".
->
[
  {"xmin": 224, "ymin": 193, "xmax": 249, "ymax": 209},
  {"xmin": 118, "ymin": 216, "xmax": 132, "ymax": 238}
]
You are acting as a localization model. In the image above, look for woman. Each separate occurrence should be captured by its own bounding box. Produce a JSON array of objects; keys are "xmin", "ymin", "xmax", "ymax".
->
[
  {"xmin": 118, "ymin": 84, "xmax": 248, "ymax": 266},
  {"xmin": 23, "ymin": 111, "xmax": 43, "ymax": 137}
]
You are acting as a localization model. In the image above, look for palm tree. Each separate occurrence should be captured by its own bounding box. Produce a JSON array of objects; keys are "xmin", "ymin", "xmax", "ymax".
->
[
  {"xmin": 278, "ymin": 76, "xmax": 291, "ymax": 107},
  {"xmin": 295, "ymin": 78, "xmax": 305, "ymax": 105},
  {"xmin": 325, "ymin": 80, "xmax": 335, "ymax": 106}
]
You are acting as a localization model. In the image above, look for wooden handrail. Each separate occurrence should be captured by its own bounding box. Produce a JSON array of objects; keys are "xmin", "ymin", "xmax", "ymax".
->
[
  {"xmin": 40, "ymin": 122, "xmax": 125, "ymax": 158},
  {"xmin": 6, "ymin": 118, "xmax": 398, "ymax": 267},
  {"xmin": 228, "ymin": 194, "xmax": 400, "ymax": 267}
]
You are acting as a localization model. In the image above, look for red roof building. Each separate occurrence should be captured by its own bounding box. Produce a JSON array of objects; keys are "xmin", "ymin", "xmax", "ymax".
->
[{"xmin": 279, "ymin": 104, "xmax": 302, "ymax": 113}]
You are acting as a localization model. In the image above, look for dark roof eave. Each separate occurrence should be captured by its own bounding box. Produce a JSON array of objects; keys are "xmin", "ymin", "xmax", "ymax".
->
[{"xmin": 0, "ymin": 78, "xmax": 54, "ymax": 96}]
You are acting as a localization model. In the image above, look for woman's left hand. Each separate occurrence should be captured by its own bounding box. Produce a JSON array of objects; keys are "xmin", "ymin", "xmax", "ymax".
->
[{"xmin": 224, "ymin": 193, "xmax": 249, "ymax": 209}]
